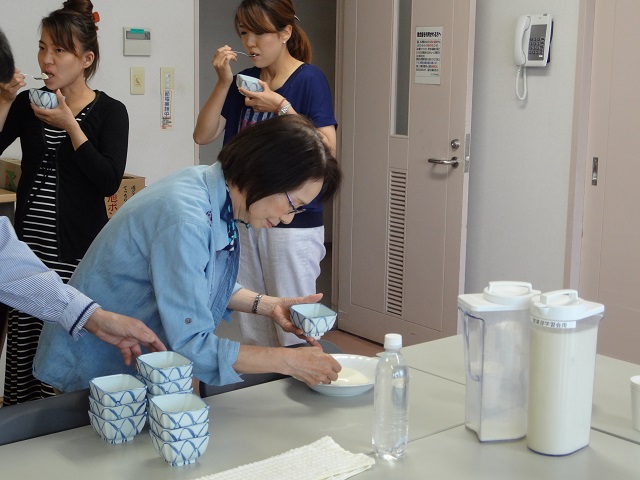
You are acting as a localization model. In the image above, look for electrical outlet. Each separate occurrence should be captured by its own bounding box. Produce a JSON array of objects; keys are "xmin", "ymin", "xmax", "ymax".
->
[{"xmin": 161, "ymin": 67, "xmax": 174, "ymax": 90}]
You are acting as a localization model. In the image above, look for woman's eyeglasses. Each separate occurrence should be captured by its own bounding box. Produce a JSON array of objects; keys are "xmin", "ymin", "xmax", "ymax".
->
[{"xmin": 285, "ymin": 191, "xmax": 306, "ymax": 215}]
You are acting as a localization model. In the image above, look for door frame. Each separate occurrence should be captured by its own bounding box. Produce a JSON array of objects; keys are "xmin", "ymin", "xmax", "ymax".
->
[
  {"xmin": 331, "ymin": 1, "xmax": 346, "ymax": 310},
  {"xmin": 565, "ymin": 0, "xmax": 596, "ymax": 290}
]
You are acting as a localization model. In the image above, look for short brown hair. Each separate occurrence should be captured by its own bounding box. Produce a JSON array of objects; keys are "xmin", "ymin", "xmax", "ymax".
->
[{"xmin": 218, "ymin": 115, "xmax": 341, "ymax": 209}]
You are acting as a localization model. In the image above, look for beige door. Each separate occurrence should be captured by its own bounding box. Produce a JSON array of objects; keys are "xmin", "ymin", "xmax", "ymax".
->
[
  {"xmin": 336, "ymin": 0, "xmax": 476, "ymax": 345},
  {"xmin": 579, "ymin": 0, "xmax": 640, "ymax": 364}
]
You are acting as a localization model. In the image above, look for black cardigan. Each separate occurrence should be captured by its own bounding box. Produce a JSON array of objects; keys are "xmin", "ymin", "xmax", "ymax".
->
[{"xmin": 0, "ymin": 89, "xmax": 129, "ymax": 261}]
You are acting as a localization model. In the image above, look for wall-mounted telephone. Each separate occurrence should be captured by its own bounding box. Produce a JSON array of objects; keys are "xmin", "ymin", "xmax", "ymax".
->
[
  {"xmin": 514, "ymin": 14, "xmax": 553, "ymax": 100},
  {"xmin": 514, "ymin": 14, "xmax": 553, "ymax": 67}
]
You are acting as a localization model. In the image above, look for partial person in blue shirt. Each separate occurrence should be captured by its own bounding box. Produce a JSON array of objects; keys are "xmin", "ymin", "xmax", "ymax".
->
[
  {"xmin": 34, "ymin": 115, "xmax": 343, "ymax": 392},
  {"xmin": 0, "ymin": 216, "xmax": 165, "ymax": 364}
]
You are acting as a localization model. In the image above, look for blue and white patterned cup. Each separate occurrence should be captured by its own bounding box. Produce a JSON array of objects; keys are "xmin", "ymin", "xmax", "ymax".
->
[
  {"xmin": 149, "ymin": 430, "xmax": 210, "ymax": 466},
  {"xmin": 28, "ymin": 88, "xmax": 58, "ymax": 109},
  {"xmin": 88, "ymin": 396, "xmax": 147, "ymax": 421},
  {"xmin": 89, "ymin": 374, "xmax": 147, "ymax": 407},
  {"xmin": 148, "ymin": 393, "xmax": 209, "ymax": 429},
  {"xmin": 148, "ymin": 415, "xmax": 209, "ymax": 442},
  {"xmin": 290, "ymin": 303, "xmax": 337, "ymax": 337},
  {"xmin": 140, "ymin": 375, "xmax": 193, "ymax": 396},
  {"xmin": 136, "ymin": 351, "xmax": 193, "ymax": 383},
  {"xmin": 88, "ymin": 411, "xmax": 147, "ymax": 444}
]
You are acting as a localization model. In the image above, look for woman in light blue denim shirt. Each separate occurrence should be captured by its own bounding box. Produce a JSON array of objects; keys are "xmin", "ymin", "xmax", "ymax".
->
[{"xmin": 33, "ymin": 115, "xmax": 342, "ymax": 391}]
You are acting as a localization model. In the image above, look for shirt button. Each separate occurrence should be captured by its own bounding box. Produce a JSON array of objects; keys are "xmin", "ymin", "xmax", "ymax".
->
[{"xmin": 185, "ymin": 318, "xmax": 192, "ymax": 324}]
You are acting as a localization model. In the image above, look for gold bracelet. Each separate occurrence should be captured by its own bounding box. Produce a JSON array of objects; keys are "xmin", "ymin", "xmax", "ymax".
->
[{"xmin": 252, "ymin": 294, "xmax": 264, "ymax": 314}]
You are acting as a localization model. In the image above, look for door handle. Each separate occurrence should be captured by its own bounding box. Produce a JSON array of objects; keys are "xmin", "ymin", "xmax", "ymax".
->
[{"xmin": 428, "ymin": 156, "xmax": 459, "ymax": 168}]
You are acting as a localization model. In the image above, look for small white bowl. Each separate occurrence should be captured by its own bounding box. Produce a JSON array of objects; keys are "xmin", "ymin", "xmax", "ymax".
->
[
  {"xmin": 88, "ymin": 411, "xmax": 147, "ymax": 444},
  {"xmin": 148, "ymin": 415, "xmax": 209, "ymax": 442},
  {"xmin": 89, "ymin": 374, "xmax": 147, "ymax": 407},
  {"xmin": 236, "ymin": 74, "xmax": 264, "ymax": 93},
  {"xmin": 150, "ymin": 430, "xmax": 210, "ymax": 467},
  {"xmin": 88, "ymin": 396, "xmax": 146, "ymax": 421},
  {"xmin": 148, "ymin": 393, "xmax": 209, "ymax": 429},
  {"xmin": 28, "ymin": 88, "xmax": 58, "ymax": 109},
  {"xmin": 290, "ymin": 303, "xmax": 337, "ymax": 337},
  {"xmin": 136, "ymin": 351, "xmax": 193, "ymax": 383}
]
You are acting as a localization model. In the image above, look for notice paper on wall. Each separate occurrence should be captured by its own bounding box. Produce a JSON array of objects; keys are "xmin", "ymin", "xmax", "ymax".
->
[
  {"xmin": 415, "ymin": 26, "xmax": 442, "ymax": 85},
  {"xmin": 161, "ymin": 89, "xmax": 173, "ymax": 130}
]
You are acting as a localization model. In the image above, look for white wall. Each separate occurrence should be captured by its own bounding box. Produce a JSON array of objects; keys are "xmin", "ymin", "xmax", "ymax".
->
[
  {"xmin": 1, "ymin": 0, "xmax": 197, "ymax": 184},
  {"xmin": 465, "ymin": 0, "xmax": 580, "ymax": 294}
]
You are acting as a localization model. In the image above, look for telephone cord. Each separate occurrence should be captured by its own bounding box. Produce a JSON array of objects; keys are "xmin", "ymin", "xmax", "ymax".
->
[{"xmin": 515, "ymin": 65, "xmax": 527, "ymax": 101}]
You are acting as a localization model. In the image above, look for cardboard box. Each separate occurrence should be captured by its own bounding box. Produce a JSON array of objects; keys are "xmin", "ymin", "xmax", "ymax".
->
[
  {"xmin": 0, "ymin": 157, "xmax": 145, "ymax": 219},
  {"xmin": 0, "ymin": 158, "xmax": 21, "ymax": 192},
  {"xmin": 105, "ymin": 174, "xmax": 145, "ymax": 218}
]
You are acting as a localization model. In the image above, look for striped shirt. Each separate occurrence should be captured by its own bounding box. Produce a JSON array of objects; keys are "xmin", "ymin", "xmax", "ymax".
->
[{"xmin": 0, "ymin": 216, "xmax": 98, "ymax": 338}]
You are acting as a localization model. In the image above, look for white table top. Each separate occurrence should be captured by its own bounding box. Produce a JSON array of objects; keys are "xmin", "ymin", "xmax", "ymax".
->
[
  {"xmin": 403, "ymin": 334, "xmax": 640, "ymax": 444},
  {"xmin": 358, "ymin": 426, "xmax": 640, "ymax": 480},
  {"xmin": 1, "ymin": 337, "xmax": 638, "ymax": 479},
  {"xmin": 0, "ymin": 368, "xmax": 464, "ymax": 478},
  {"xmin": 403, "ymin": 334, "xmax": 465, "ymax": 383}
]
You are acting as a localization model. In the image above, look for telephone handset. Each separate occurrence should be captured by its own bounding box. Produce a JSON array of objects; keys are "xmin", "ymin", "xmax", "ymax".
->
[
  {"xmin": 514, "ymin": 13, "xmax": 553, "ymax": 100},
  {"xmin": 514, "ymin": 14, "xmax": 553, "ymax": 67}
]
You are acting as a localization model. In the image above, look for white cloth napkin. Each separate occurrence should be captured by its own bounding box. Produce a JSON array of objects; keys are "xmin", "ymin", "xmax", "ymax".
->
[{"xmin": 192, "ymin": 436, "xmax": 375, "ymax": 480}]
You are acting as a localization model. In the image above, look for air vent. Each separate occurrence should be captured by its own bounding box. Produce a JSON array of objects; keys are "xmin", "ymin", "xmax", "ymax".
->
[{"xmin": 386, "ymin": 169, "xmax": 407, "ymax": 316}]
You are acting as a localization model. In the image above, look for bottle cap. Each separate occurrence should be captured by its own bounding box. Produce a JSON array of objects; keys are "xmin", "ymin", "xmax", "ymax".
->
[
  {"xmin": 530, "ymin": 289, "xmax": 604, "ymax": 321},
  {"xmin": 457, "ymin": 281, "xmax": 540, "ymax": 312},
  {"xmin": 384, "ymin": 333, "xmax": 402, "ymax": 350}
]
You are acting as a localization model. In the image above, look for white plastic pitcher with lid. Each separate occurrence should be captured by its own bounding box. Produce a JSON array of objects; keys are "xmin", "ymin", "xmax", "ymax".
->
[
  {"xmin": 457, "ymin": 281, "xmax": 540, "ymax": 442},
  {"xmin": 527, "ymin": 289, "xmax": 604, "ymax": 456}
]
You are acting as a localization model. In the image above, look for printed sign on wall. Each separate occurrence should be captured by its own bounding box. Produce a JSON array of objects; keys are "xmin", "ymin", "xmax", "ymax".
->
[{"xmin": 415, "ymin": 26, "xmax": 443, "ymax": 85}]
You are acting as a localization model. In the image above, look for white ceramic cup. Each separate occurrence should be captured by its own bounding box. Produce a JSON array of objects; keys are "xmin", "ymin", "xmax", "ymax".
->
[{"xmin": 630, "ymin": 375, "xmax": 640, "ymax": 432}]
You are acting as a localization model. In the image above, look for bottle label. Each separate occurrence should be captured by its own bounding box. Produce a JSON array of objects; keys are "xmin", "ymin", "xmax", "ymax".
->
[{"xmin": 531, "ymin": 317, "xmax": 577, "ymax": 329}]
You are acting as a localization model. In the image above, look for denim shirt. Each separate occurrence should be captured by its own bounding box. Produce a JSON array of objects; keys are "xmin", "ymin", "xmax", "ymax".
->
[{"xmin": 34, "ymin": 163, "xmax": 243, "ymax": 391}]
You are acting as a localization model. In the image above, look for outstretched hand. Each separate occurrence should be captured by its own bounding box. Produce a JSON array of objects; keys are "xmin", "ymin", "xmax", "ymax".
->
[{"xmin": 84, "ymin": 308, "xmax": 166, "ymax": 366}]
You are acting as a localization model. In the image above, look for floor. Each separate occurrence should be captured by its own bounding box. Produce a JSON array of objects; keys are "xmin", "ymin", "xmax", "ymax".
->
[{"xmin": 323, "ymin": 330, "xmax": 383, "ymax": 357}]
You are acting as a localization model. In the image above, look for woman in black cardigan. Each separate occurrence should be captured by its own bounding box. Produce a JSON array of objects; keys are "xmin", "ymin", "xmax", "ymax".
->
[{"xmin": 0, "ymin": 0, "xmax": 128, "ymax": 405}]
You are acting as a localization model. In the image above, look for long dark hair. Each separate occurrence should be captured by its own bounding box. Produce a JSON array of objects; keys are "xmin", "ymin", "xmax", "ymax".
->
[
  {"xmin": 0, "ymin": 29, "xmax": 15, "ymax": 83},
  {"xmin": 219, "ymin": 115, "xmax": 341, "ymax": 209},
  {"xmin": 235, "ymin": 0, "xmax": 311, "ymax": 63},
  {"xmin": 41, "ymin": 0, "xmax": 100, "ymax": 80}
]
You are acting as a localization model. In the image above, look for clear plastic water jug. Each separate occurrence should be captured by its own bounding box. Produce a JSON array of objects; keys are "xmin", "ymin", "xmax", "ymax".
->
[
  {"xmin": 458, "ymin": 281, "xmax": 540, "ymax": 442},
  {"xmin": 527, "ymin": 290, "xmax": 604, "ymax": 456}
]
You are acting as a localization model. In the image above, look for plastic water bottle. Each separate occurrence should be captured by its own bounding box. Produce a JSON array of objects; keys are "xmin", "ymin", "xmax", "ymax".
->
[{"xmin": 372, "ymin": 333, "xmax": 409, "ymax": 460}]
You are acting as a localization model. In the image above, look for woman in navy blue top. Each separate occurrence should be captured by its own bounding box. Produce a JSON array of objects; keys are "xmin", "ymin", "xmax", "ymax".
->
[{"xmin": 194, "ymin": 0, "xmax": 337, "ymax": 348}]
